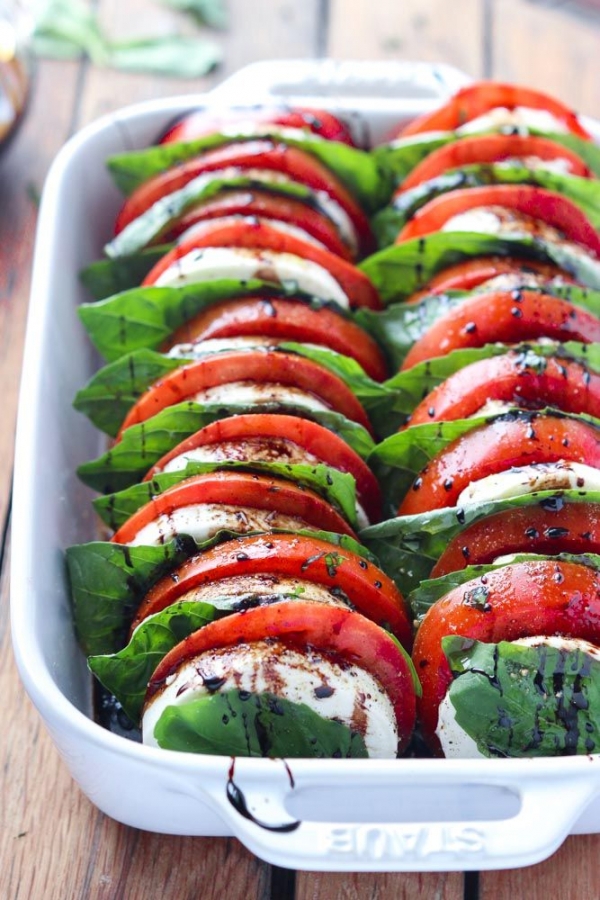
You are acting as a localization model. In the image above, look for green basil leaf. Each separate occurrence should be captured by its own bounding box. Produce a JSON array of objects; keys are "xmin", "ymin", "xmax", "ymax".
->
[
  {"xmin": 78, "ymin": 280, "xmax": 289, "ymax": 362},
  {"xmin": 360, "ymin": 232, "xmax": 600, "ymax": 303},
  {"xmin": 106, "ymin": 36, "xmax": 221, "ymax": 78},
  {"xmin": 444, "ymin": 638, "xmax": 600, "ymax": 757},
  {"xmin": 88, "ymin": 599, "xmax": 226, "ymax": 723},
  {"xmin": 152, "ymin": 689, "xmax": 369, "ymax": 757},
  {"xmin": 77, "ymin": 400, "xmax": 374, "ymax": 494},
  {"xmin": 93, "ymin": 460, "xmax": 358, "ymax": 531},
  {"xmin": 80, "ymin": 246, "xmax": 169, "ymax": 300}
]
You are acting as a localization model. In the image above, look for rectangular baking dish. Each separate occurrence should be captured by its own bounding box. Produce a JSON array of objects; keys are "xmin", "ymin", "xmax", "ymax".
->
[{"xmin": 11, "ymin": 59, "xmax": 600, "ymax": 872}]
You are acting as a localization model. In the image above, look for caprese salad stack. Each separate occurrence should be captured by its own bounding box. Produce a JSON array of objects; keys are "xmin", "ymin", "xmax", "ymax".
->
[
  {"xmin": 67, "ymin": 104, "xmax": 420, "ymax": 759},
  {"xmin": 359, "ymin": 82, "xmax": 600, "ymax": 758}
]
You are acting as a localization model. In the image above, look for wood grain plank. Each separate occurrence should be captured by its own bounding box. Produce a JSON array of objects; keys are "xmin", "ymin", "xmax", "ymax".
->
[
  {"xmin": 479, "ymin": 834, "xmax": 600, "ymax": 900},
  {"xmin": 79, "ymin": 0, "xmax": 322, "ymax": 126},
  {"xmin": 0, "ymin": 525, "xmax": 270, "ymax": 900},
  {"xmin": 491, "ymin": 0, "xmax": 600, "ymax": 117},
  {"xmin": 0, "ymin": 57, "xmax": 81, "ymax": 531},
  {"xmin": 296, "ymin": 870, "xmax": 464, "ymax": 900},
  {"xmin": 326, "ymin": 0, "xmax": 485, "ymax": 77}
]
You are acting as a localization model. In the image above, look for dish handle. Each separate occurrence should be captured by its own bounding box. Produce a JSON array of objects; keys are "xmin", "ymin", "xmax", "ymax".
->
[{"xmin": 183, "ymin": 758, "xmax": 600, "ymax": 871}]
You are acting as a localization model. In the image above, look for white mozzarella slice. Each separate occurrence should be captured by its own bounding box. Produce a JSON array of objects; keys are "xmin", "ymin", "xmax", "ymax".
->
[
  {"xmin": 513, "ymin": 635, "xmax": 600, "ymax": 660},
  {"xmin": 153, "ymin": 246, "xmax": 351, "ymax": 309},
  {"xmin": 126, "ymin": 504, "xmax": 314, "ymax": 547},
  {"xmin": 441, "ymin": 206, "xmax": 565, "ymax": 242},
  {"xmin": 166, "ymin": 338, "xmax": 327, "ymax": 359},
  {"xmin": 189, "ymin": 380, "xmax": 332, "ymax": 414},
  {"xmin": 456, "ymin": 106, "xmax": 570, "ymax": 136},
  {"xmin": 469, "ymin": 399, "xmax": 517, "ymax": 418},
  {"xmin": 457, "ymin": 460, "xmax": 600, "ymax": 507},
  {"xmin": 164, "ymin": 574, "xmax": 353, "ymax": 610},
  {"xmin": 436, "ymin": 691, "xmax": 487, "ymax": 759},
  {"xmin": 178, "ymin": 214, "xmax": 326, "ymax": 249},
  {"xmin": 143, "ymin": 640, "xmax": 399, "ymax": 758}
]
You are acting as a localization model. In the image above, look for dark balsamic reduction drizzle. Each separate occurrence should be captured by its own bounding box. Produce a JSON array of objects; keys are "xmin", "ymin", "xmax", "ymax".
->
[{"xmin": 226, "ymin": 759, "xmax": 300, "ymax": 832}]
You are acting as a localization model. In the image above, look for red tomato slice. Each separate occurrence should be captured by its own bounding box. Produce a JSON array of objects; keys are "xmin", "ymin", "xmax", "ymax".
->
[
  {"xmin": 117, "ymin": 349, "xmax": 373, "ymax": 438},
  {"xmin": 407, "ymin": 353, "xmax": 600, "ymax": 425},
  {"xmin": 400, "ymin": 81, "xmax": 591, "ymax": 139},
  {"xmin": 144, "ymin": 413, "xmax": 383, "ymax": 524},
  {"xmin": 159, "ymin": 107, "xmax": 356, "ymax": 146},
  {"xmin": 114, "ymin": 140, "xmax": 374, "ymax": 255},
  {"xmin": 161, "ymin": 188, "xmax": 354, "ymax": 260},
  {"xmin": 412, "ymin": 559, "xmax": 600, "ymax": 751},
  {"xmin": 406, "ymin": 257, "xmax": 575, "ymax": 303},
  {"xmin": 397, "ymin": 412, "xmax": 600, "ymax": 516},
  {"xmin": 141, "ymin": 218, "xmax": 381, "ymax": 310},
  {"xmin": 431, "ymin": 501, "xmax": 600, "ymax": 578},
  {"xmin": 145, "ymin": 601, "xmax": 416, "ymax": 752},
  {"xmin": 161, "ymin": 297, "xmax": 388, "ymax": 382},
  {"xmin": 135, "ymin": 533, "xmax": 413, "ymax": 649},
  {"xmin": 111, "ymin": 471, "xmax": 356, "ymax": 544},
  {"xmin": 399, "ymin": 134, "xmax": 591, "ymax": 192},
  {"xmin": 401, "ymin": 290, "xmax": 600, "ymax": 370},
  {"xmin": 396, "ymin": 186, "xmax": 600, "ymax": 256}
]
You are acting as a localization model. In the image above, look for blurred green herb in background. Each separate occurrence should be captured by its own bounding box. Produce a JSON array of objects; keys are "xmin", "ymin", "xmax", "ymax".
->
[{"xmin": 31, "ymin": 0, "xmax": 226, "ymax": 76}]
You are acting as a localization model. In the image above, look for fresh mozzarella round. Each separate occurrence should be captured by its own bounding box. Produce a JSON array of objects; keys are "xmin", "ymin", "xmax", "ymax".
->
[
  {"xmin": 156, "ymin": 438, "xmax": 371, "ymax": 528},
  {"xmin": 496, "ymin": 156, "xmax": 574, "ymax": 175},
  {"xmin": 152, "ymin": 246, "xmax": 351, "ymax": 308},
  {"xmin": 456, "ymin": 106, "xmax": 571, "ymax": 135},
  {"xmin": 475, "ymin": 271, "xmax": 569, "ymax": 293},
  {"xmin": 441, "ymin": 206, "xmax": 565, "ymax": 241},
  {"xmin": 456, "ymin": 460, "xmax": 600, "ymax": 506},
  {"xmin": 126, "ymin": 503, "xmax": 315, "ymax": 547},
  {"xmin": 436, "ymin": 691, "xmax": 487, "ymax": 759},
  {"xmin": 142, "ymin": 640, "xmax": 399, "ymax": 758},
  {"xmin": 166, "ymin": 338, "xmax": 326, "ymax": 359},
  {"xmin": 153, "ymin": 573, "xmax": 353, "ymax": 612},
  {"xmin": 188, "ymin": 380, "xmax": 332, "ymax": 414},
  {"xmin": 179, "ymin": 214, "xmax": 327, "ymax": 249},
  {"xmin": 513, "ymin": 634, "xmax": 600, "ymax": 660}
]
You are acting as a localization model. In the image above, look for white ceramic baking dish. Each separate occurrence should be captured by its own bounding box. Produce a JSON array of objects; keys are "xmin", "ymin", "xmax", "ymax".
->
[{"xmin": 11, "ymin": 59, "xmax": 600, "ymax": 872}]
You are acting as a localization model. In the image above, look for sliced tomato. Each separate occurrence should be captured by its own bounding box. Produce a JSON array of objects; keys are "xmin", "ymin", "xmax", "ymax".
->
[
  {"xmin": 142, "ymin": 218, "xmax": 381, "ymax": 310},
  {"xmin": 145, "ymin": 601, "xmax": 416, "ymax": 752},
  {"xmin": 117, "ymin": 349, "xmax": 373, "ymax": 437},
  {"xmin": 401, "ymin": 290, "xmax": 600, "ymax": 370},
  {"xmin": 396, "ymin": 186, "xmax": 600, "ymax": 257},
  {"xmin": 399, "ymin": 134, "xmax": 592, "ymax": 192},
  {"xmin": 161, "ymin": 188, "xmax": 354, "ymax": 259},
  {"xmin": 134, "ymin": 533, "xmax": 413, "ymax": 649},
  {"xmin": 159, "ymin": 107, "xmax": 356, "ymax": 146},
  {"xmin": 412, "ymin": 559, "xmax": 600, "ymax": 751},
  {"xmin": 144, "ymin": 413, "xmax": 382, "ymax": 524},
  {"xmin": 397, "ymin": 412, "xmax": 600, "ymax": 516},
  {"xmin": 114, "ymin": 140, "xmax": 374, "ymax": 255},
  {"xmin": 111, "ymin": 471, "xmax": 356, "ymax": 544},
  {"xmin": 400, "ymin": 81, "xmax": 591, "ymax": 139},
  {"xmin": 161, "ymin": 297, "xmax": 388, "ymax": 381},
  {"xmin": 406, "ymin": 257, "xmax": 575, "ymax": 303},
  {"xmin": 431, "ymin": 501, "xmax": 600, "ymax": 578},
  {"xmin": 407, "ymin": 353, "xmax": 600, "ymax": 425}
]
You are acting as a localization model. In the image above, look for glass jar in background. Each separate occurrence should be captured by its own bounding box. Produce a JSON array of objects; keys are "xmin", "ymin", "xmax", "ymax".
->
[{"xmin": 0, "ymin": 1, "xmax": 30, "ymax": 152}]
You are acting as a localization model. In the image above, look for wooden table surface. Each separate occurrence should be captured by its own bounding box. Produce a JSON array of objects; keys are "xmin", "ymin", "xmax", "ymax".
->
[{"xmin": 3, "ymin": 1, "xmax": 600, "ymax": 897}]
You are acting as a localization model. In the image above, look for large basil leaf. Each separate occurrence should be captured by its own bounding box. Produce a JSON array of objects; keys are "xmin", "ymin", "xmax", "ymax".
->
[
  {"xmin": 77, "ymin": 400, "xmax": 375, "ymax": 494},
  {"xmin": 78, "ymin": 279, "xmax": 293, "ymax": 363},
  {"xmin": 360, "ymin": 232, "xmax": 600, "ymax": 303},
  {"xmin": 73, "ymin": 343, "xmax": 393, "ymax": 438},
  {"xmin": 443, "ymin": 637, "xmax": 600, "ymax": 757},
  {"xmin": 152, "ymin": 689, "xmax": 370, "ymax": 757},
  {"xmin": 373, "ymin": 164, "xmax": 600, "ymax": 246},
  {"xmin": 360, "ymin": 490, "xmax": 600, "ymax": 597},
  {"xmin": 93, "ymin": 460, "xmax": 359, "ymax": 531},
  {"xmin": 69, "ymin": 527, "xmax": 374, "ymax": 657},
  {"xmin": 88, "ymin": 599, "xmax": 227, "ymax": 723},
  {"xmin": 81, "ymin": 246, "xmax": 168, "ymax": 300},
  {"xmin": 107, "ymin": 130, "xmax": 391, "ymax": 213}
]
